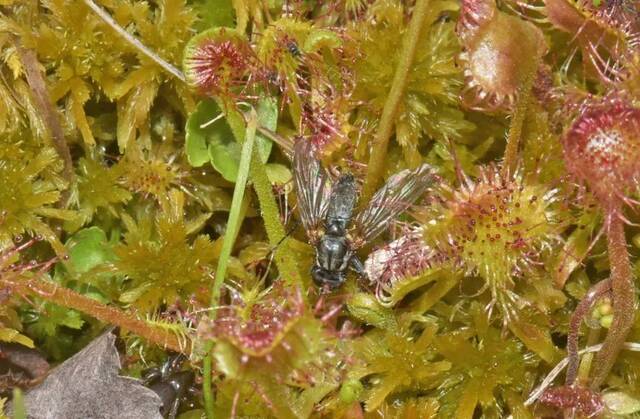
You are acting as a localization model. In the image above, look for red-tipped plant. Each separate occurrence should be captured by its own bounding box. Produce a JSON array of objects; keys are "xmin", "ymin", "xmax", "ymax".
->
[
  {"xmin": 561, "ymin": 96, "xmax": 640, "ymax": 388},
  {"xmin": 457, "ymin": 0, "xmax": 547, "ymax": 112},
  {"xmin": 183, "ymin": 28, "xmax": 257, "ymax": 100}
]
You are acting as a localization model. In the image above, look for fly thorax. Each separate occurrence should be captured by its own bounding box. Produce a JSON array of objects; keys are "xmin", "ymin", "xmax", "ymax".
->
[
  {"xmin": 325, "ymin": 218, "xmax": 348, "ymax": 236},
  {"xmin": 317, "ymin": 235, "xmax": 350, "ymax": 271}
]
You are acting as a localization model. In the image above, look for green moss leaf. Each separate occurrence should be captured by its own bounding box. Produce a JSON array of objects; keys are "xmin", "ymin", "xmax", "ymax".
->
[
  {"xmin": 27, "ymin": 302, "xmax": 84, "ymax": 339},
  {"xmin": 0, "ymin": 327, "xmax": 35, "ymax": 348},
  {"xmin": 346, "ymin": 293, "xmax": 397, "ymax": 330},
  {"xmin": 192, "ymin": 0, "xmax": 235, "ymax": 30}
]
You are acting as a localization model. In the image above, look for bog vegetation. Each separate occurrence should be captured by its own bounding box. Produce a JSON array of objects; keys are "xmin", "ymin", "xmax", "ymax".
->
[{"xmin": 1, "ymin": 0, "xmax": 640, "ymax": 417}]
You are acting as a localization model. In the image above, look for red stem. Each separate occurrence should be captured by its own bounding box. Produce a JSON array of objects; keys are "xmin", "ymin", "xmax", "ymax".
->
[
  {"xmin": 565, "ymin": 277, "xmax": 611, "ymax": 385},
  {"xmin": 589, "ymin": 215, "xmax": 636, "ymax": 388},
  {"xmin": 5, "ymin": 276, "xmax": 186, "ymax": 354}
]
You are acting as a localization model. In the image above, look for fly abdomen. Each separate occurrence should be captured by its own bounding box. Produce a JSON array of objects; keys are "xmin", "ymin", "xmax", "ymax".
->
[{"xmin": 325, "ymin": 174, "xmax": 357, "ymax": 233}]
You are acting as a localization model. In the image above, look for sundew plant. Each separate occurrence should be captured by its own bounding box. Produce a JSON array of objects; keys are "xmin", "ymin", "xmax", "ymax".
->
[{"xmin": 1, "ymin": 0, "xmax": 640, "ymax": 417}]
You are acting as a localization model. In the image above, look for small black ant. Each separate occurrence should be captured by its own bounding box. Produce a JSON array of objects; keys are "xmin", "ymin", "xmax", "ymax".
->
[{"xmin": 143, "ymin": 354, "xmax": 198, "ymax": 419}]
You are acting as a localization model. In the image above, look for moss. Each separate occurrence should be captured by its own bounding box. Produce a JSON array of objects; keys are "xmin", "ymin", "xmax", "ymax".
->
[{"xmin": 2, "ymin": 0, "xmax": 640, "ymax": 417}]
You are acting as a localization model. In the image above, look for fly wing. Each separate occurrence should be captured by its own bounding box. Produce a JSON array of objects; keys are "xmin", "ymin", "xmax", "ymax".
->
[
  {"xmin": 351, "ymin": 164, "xmax": 436, "ymax": 247},
  {"xmin": 293, "ymin": 139, "xmax": 331, "ymax": 243}
]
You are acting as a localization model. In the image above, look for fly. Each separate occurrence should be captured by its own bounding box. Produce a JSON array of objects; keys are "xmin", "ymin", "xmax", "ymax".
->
[{"xmin": 293, "ymin": 139, "xmax": 437, "ymax": 289}]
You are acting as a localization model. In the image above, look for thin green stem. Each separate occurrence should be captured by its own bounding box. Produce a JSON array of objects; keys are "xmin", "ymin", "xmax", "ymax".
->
[
  {"xmin": 12, "ymin": 388, "xmax": 26, "ymax": 419},
  {"xmin": 203, "ymin": 111, "xmax": 258, "ymax": 419},
  {"xmin": 361, "ymin": 0, "xmax": 431, "ymax": 203},
  {"xmin": 590, "ymin": 215, "xmax": 636, "ymax": 388},
  {"xmin": 502, "ymin": 58, "xmax": 539, "ymax": 179},
  {"xmin": 209, "ymin": 113, "xmax": 257, "ymax": 306},
  {"xmin": 82, "ymin": 0, "xmax": 185, "ymax": 81},
  {"xmin": 202, "ymin": 347, "xmax": 215, "ymax": 418}
]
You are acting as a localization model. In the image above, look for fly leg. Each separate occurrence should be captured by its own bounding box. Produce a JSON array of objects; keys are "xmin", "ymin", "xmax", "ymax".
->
[{"xmin": 349, "ymin": 255, "xmax": 367, "ymax": 280}]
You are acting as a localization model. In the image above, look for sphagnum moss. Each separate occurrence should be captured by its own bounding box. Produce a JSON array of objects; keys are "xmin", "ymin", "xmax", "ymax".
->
[{"xmin": 2, "ymin": 1, "xmax": 640, "ymax": 418}]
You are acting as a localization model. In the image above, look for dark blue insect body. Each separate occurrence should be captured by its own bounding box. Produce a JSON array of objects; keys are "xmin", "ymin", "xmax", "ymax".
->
[
  {"xmin": 143, "ymin": 354, "xmax": 196, "ymax": 419},
  {"xmin": 293, "ymin": 140, "xmax": 436, "ymax": 289}
]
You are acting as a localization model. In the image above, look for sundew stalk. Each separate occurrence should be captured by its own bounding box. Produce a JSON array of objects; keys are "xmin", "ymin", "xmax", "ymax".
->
[
  {"xmin": 502, "ymin": 56, "xmax": 539, "ymax": 178},
  {"xmin": 361, "ymin": 0, "xmax": 431, "ymax": 203},
  {"xmin": 561, "ymin": 98, "xmax": 640, "ymax": 388},
  {"xmin": 590, "ymin": 215, "xmax": 635, "ymax": 388},
  {"xmin": 565, "ymin": 277, "xmax": 611, "ymax": 385},
  {"xmin": 223, "ymin": 102, "xmax": 303, "ymax": 289}
]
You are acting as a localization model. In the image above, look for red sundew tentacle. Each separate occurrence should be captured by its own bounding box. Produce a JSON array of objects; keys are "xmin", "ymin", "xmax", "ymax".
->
[
  {"xmin": 562, "ymin": 98, "xmax": 640, "ymax": 210},
  {"xmin": 183, "ymin": 28, "xmax": 256, "ymax": 98},
  {"xmin": 545, "ymin": 0, "xmax": 637, "ymax": 83},
  {"xmin": 457, "ymin": 0, "xmax": 497, "ymax": 45},
  {"xmin": 565, "ymin": 277, "xmax": 612, "ymax": 385}
]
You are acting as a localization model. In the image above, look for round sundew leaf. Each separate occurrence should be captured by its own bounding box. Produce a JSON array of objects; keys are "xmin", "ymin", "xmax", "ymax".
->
[
  {"xmin": 183, "ymin": 27, "xmax": 250, "ymax": 95},
  {"xmin": 304, "ymin": 29, "xmax": 342, "ymax": 52}
]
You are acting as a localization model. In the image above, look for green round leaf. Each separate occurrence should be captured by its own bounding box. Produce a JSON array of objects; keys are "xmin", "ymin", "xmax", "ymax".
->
[
  {"xmin": 304, "ymin": 29, "xmax": 342, "ymax": 52},
  {"xmin": 186, "ymin": 98, "xmax": 278, "ymax": 182},
  {"xmin": 208, "ymin": 139, "xmax": 241, "ymax": 182},
  {"xmin": 186, "ymin": 99, "xmax": 230, "ymax": 168},
  {"xmin": 603, "ymin": 391, "xmax": 640, "ymax": 415},
  {"xmin": 64, "ymin": 227, "xmax": 113, "ymax": 274},
  {"xmin": 265, "ymin": 163, "xmax": 292, "ymax": 185}
]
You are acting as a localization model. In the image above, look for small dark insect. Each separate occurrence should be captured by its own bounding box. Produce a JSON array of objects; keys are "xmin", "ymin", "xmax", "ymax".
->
[
  {"xmin": 143, "ymin": 354, "xmax": 196, "ymax": 419},
  {"xmin": 286, "ymin": 39, "xmax": 301, "ymax": 57},
  {"xmin": 293, "ymin": 140, "xmax": 436, "ymax": 289},
  {"xmin": 0, "ymin": 342, "xmax": 49, "ymax": 396}
]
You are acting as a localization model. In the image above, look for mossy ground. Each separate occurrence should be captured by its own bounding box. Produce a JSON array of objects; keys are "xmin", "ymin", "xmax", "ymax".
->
[{"xmin": 1, "ymin": 0, "xmax": 640, "ymax": 418}]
